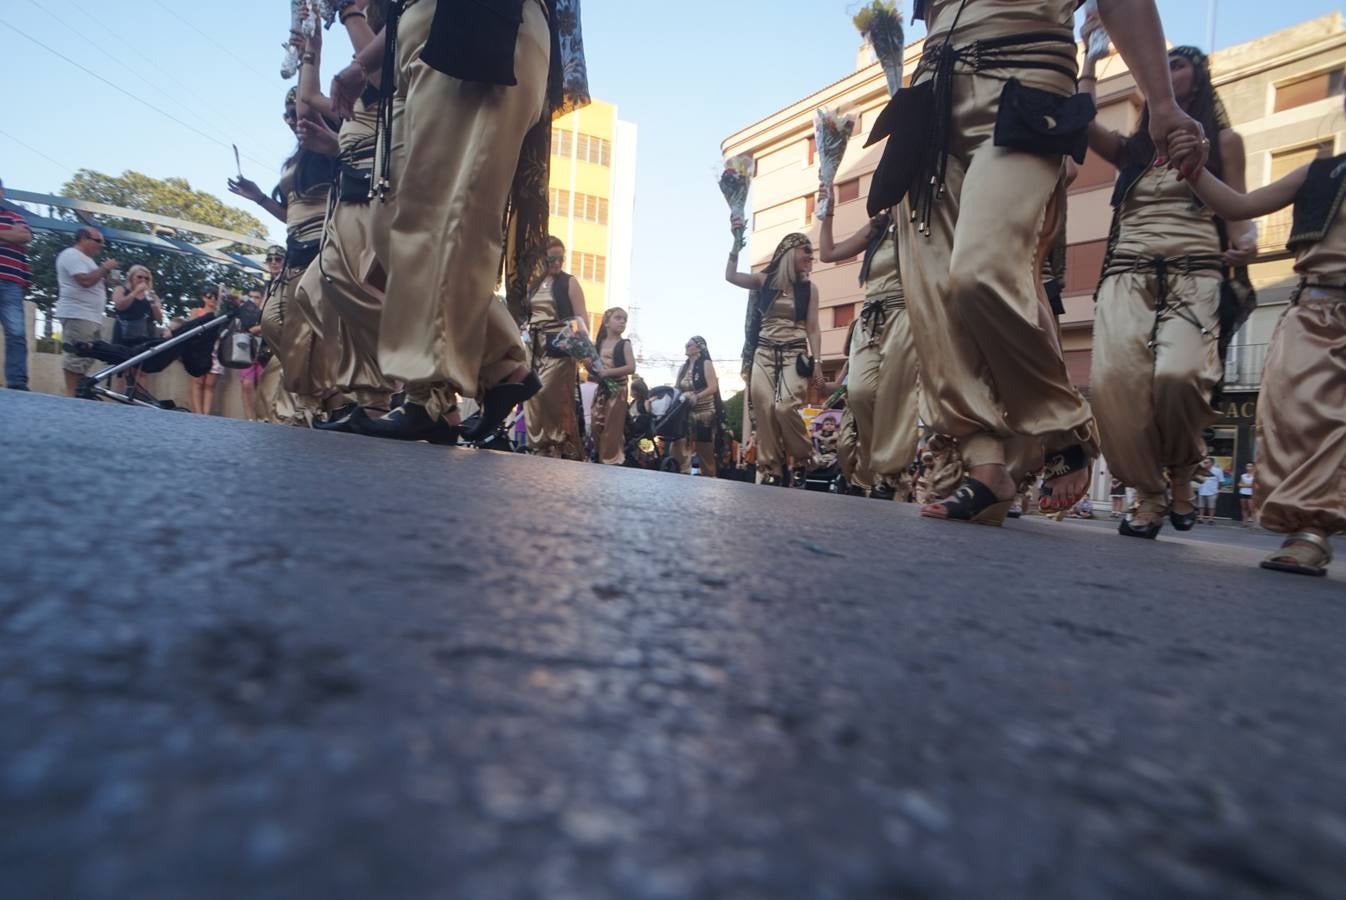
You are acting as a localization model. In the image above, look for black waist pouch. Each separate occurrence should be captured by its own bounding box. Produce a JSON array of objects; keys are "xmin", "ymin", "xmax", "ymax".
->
[
  {"xmin": 795, "ymin": 354, "xmax": 816, "ymax": 378},
  {"xmin": 993, "ymin": 78, "xmax": 1095, "ymax": 164},
  {"xmin": 285, "ymin": 235, "xmax": 320, "ymax": 270},
  {"xmin": 338, "ymin": 165, "xmax": 372, "ymax": 203}
]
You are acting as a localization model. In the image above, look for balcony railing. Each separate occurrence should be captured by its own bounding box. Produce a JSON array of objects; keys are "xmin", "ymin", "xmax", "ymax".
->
[{"xmin": 1224, "ymin": 343, "xmax": 1267, "ymax": 389}]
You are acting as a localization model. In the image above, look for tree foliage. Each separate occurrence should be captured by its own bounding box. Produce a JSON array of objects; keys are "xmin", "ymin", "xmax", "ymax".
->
[
  {"xmin": 23, "ymin": 170, "xmax": 271, "ymax": 328},
  {"xmin": 722, "ymin": 390, "xmax": 745, "ymax": 442}
]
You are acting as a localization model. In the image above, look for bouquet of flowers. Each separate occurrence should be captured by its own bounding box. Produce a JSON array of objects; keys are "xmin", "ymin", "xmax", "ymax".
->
[
  {"xmin": 281, "ymin": 0, "xmax": 336, "ymax": 78},
  {"xmin": 1081, "ymin": 0, "xmax": 1111, "ymax": 61},
  {"xmin": 719, "ymin": 153, "xmax": 754, "ymax": 254},
  {"xmin": 549, "ymin": 317, "xmax": 621, "ymax": 393},
  {"xmin": 813, "ymin": 107, "xmax": 857, "ymax": 220},
  {"xmin": 852, "ymin": 1, "xmax": 905, "ymax": 97}
]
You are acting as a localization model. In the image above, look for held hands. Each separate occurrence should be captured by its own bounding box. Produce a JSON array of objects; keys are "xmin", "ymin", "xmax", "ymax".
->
[
  {"xmin": 810, "ymin": 367, "xmax": 825, "ymax": 390},
  {"xmin": 1149, "ymin": 100, "xmax": 1204, "ymax": 176},
  {"xmin": 331, "ymin": 64, "xmax": 367, "ymax": 119}
]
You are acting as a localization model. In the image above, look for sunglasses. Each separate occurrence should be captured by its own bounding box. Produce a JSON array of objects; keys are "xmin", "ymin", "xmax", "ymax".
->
[
  {"xmin": 86, "ymin": 235, "xmax": 105, "ymax": 244},
  {"xmin": 265, "ymin": 255, "xmax": 284, "ymax": 262}
]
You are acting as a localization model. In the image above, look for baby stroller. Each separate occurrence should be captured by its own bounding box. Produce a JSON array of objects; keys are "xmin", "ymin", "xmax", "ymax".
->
[
  {"xmin": 647, "ymin": 385, "xmax": 690, "ymax": 473},
  {"xmin": 65, "ymin": 309, "xmax": 237, "ymax": 409},
  {"xmin": 800, "ymin": 409, "xmax": 846, "ymax": 493}
]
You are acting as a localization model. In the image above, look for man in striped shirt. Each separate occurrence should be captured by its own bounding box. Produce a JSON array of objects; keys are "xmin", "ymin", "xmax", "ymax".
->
[{"xmin": 0, "ymin": 177, "xmax": 33, "ymax": 390}]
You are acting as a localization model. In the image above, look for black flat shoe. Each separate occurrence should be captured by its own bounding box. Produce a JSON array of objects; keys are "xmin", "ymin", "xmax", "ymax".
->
[
  {"xmin": 1168, "ymin": 506, "xmax": 1198, "ymax": 531},
  {"xmin": 1119, "ymin": 516, "xmax": 1163, "ymax": 539},
  {"xmin": 870, "ymin": 482, "xmax": 897, "ymax": 501},
  {"xmin": 462, "ymin": 372, "xmax": 542, "ymax": 442},
  {"xmin": 359, "ymin": 402, "xmax": 446, "ymax": 441},
  {"xmin": 313, "ymin": 403, "xmax": 366, "ymax": 432}
]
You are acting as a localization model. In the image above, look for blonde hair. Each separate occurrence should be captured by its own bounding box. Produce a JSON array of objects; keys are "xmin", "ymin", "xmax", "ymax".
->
[
  {"xmin": 773, "ymin": 247, "xmax": 800, "ymax": 293},
  {"xmin": 125, "ymin": 265, "xmax": 153, "ymax": 290}
]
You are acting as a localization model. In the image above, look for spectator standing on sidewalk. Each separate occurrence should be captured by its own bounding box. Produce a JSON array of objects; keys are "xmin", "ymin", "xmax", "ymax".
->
[
  {"xmin": 56, "ymin": 227, "xmax": 117, "ymax": 397},
  {"xmin": 0, "ymin": 176, "xmax": 33, "ymax": 390},
  {"xmin": 1239, "ymin": 463, "xmax": 1257, "ymax": 528},
  {"xmin": 1197, "ymin": 457, "xmax": 1223, "ymax": 524}
]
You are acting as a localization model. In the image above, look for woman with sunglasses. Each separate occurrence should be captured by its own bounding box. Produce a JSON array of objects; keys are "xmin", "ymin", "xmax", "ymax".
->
[
  {"xmin": 109, "ymin": 264, "xmax": 164, "ymax": 399},
  {"xmin": 727, "ymin": 223, "xmax": 823, "ymax": 486},
  {"xmin": 523, "ymin": 237, "xmax": 588, "ymax": 459}
]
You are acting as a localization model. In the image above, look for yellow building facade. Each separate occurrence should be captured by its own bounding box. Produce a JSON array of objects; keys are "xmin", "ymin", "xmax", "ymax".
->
[{"xmin": 550, "ymin": 99, "xmax": 637, "ymax": 338}]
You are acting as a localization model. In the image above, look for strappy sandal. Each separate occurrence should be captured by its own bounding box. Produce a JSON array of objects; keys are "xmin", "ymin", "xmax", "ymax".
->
[
  {"xmin": 920, "ymin": 478, "xmax": 1014, "ymax": 527},
  {"xmin": 1261, "ymin": 532, "xmax": 1332, "ymax": 577},
  {"xmin": 1040, "ymin": 445, "xmax": 1091, "ymax": 512},
  {"xmin": 1120, "ymin": 498, "xmax": 1166, "ymax": 540}
]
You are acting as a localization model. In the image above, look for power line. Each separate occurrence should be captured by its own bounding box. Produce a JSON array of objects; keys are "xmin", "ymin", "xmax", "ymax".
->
[
  {"xmin": 53, "ymin": 0, "xmax": 280, "ymax": 167},
  {"xmin": 1, "ymin": 19, "xmax": 277, "ymax": 175},
  {"xmin": 147, "ymin": 0, "xmax": 281, "ymax": 85},
  {"xmin": 0, "ymin": 127, "xmax": 76, "ymax": 176}
]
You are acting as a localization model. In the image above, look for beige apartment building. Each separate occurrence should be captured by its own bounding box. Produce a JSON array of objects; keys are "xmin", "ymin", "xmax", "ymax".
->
[{"xmin": 722, "ymin": 13, "xmax": 1345, "ymax": 511}]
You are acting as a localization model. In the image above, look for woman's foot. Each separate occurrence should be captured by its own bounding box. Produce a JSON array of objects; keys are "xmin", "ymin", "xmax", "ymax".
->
[
  {"xmin": 921, "ymin": 465, "xmax": 1016, "ymax": 526},
  {"xmin": 1261, "ymin": 532, "xmax": 1332, "ymax": 577},
  {"xmin": 1040, "ymin": 446, "xmax": 1091, "ymax": 513}
]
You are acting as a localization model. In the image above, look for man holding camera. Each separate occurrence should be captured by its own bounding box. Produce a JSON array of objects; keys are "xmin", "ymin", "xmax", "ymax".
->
[{"xmin": 56, "ymin": 227, "xmax": 117, "ymax": 397}]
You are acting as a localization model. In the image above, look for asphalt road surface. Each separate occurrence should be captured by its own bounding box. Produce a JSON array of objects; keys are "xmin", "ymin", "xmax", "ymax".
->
[{"xmin": 3, "ymin": 390, "xmax": 1344, "ymax": 900}]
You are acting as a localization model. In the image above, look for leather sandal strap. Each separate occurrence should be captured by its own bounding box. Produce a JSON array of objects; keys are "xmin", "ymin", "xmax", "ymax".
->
[
  {"xmin": 936, "ymin": 477, "xmax": 1000, "ymax": 520},
  {"xmin": 1285, "ymin": 531, "xmax": 1333, "ymax": 564},
  {"xmin": 1043, "ymin": 444, "xmax": 1090, "ymax": 481}
]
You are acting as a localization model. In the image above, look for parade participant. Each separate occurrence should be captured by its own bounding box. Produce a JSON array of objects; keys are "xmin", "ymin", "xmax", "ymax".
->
[
  {"xmin": 328, "ymin": 0, "xmax": 587, "ymax": 443},
  {"xmin": 524, "ymin": 238, "xmax": 588, "ymax": 459},
  {"xmin": 253, "ymin": 248, "xmax": 308, "ymax": 424},
  {"xmin": 228, "ymin": 87, "xmax": 337, "ymax": 422},
  {"xmin": 879, "ymin": 0, "xmax": 1203, "ymax": 526},
  {"xmin": 1168, "ymin": 117, "xmax": 1346, "ymax": 576},
  {"xmin": 817, "ymin": 193, "xmax": 918, "ymax": 500},
  {"xmin": 727, "ymin": 228, "xmax": 823, "ymax": 485},
  {"xmin": 288, "ymin": 3, "xmax": 404, "ymax": 435},
  {"xmin": 590, "ymin": 307, "xmax": 635, "ymax": 466},
  {"xmin": 672, "ymin": 336, "xmax": 722, "ymax": 477},
  {"xmin": 1082, "ymin": 40, "xmax": 1257, "ymax": 539}
]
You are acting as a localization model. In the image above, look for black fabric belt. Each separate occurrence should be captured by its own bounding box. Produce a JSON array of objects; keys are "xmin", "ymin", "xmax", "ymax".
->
[
  {"xmin": 910, "ymin": 28, "xmax": 1076, "ymax": 234},
  {"xmin": 859, "ymin": 295, "xmax": 905, "ymax": 336},
  {"xmin": 1291, "ymin": 277, "xmax": 1346, "ymax": 303},
  {"xmin": 1103, "ymin": 254, "xmax": 1225, "ymax": 348}
]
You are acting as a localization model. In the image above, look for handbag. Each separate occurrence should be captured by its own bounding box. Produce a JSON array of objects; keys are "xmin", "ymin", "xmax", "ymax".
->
[
  {"xmin": 113, "ymin": 315, "xmax": 151, "ymax": 345},
  {"xmin": 217, "ymin": 327, "xmax": 259, "ymax": 369},
  {"xmin": 795, "ymin": 353, "xmax": 816, "ymax": 378},
  {"xmin": 993, "ymin": 78, "xmax": 1096, "ymax": 164}
]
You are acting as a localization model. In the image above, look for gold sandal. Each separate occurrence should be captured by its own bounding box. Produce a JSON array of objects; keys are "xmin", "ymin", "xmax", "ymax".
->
[{"xmin": 1260, "ymin": 532, "xmax": 1332, "ymax": 577}]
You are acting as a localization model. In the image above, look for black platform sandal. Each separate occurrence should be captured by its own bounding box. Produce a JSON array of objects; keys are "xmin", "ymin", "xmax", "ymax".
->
[
  {"xmin": 920, "ymin": 478, "xmax": 1014, "ymax": 527},
  {"xmin": 1119, "ymin": 514, "xmax": 1163, "ymax": 539}
]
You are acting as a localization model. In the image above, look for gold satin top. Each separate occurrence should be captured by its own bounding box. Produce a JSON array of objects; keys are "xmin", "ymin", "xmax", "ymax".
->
[
  {"xmin": 599, "ymin": 338, "xmax": 629, "ymax": 390},
  {"xmin": 528, "ymin": 277, "xmax": 564, "ymax": 333},
  {"xmin": 924, "ymin": 0, "xmax": 1077, "ymax": 47},
  {"xmin": 279, "ymin": 157, "xmax": 329, "ymax": 245},
  {"xmin": 865, "ymin": 230, "xmax": 903, "ymax": 303},
  {"xmin": 677, "ymin": 364, "xmax": 715, "ymax": 414},
  {"xmin": 759, "ymin": 286, "xmax": 807, "ymax": 344},
  {"xmin": 1296, "ymin": 197, "xmax": 1346, "ymax": 280},
  {"xmin": 338, "ymin": 97, "xmax": 378, "ymax": 173},
  {"xmin": 1114, "ymin": 164, "xmax": 1220, "ymax": 259}
]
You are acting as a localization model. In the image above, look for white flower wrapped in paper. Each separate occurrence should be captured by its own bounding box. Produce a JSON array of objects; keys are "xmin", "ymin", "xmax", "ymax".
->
[
  {"xmin": 718, "ymin": 153, "xmax": 754, "ymax": 254},
  {"xmin": 550, "ymin": 317, "xmax": 621, "ymax": 393},
  {"xmin": 852, "ymin": 1, "xmax": 905, "ymax": 97},
  {"xmin": 1081, "ymin": 0, "xmax": 1111, "ymax": 61},
  {"xmin": 280, "ymin": 0, "xmax": 336, "ymax": 79},
  {"xmin": 813, "ymin": 107, "xmax": 857, "ymax": 221}
]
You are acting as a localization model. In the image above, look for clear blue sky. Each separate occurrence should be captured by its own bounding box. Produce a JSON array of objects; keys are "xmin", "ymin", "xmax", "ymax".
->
[{"xmin": 4, "ymin": 1, "xmax": 1341, "ymax": 375}]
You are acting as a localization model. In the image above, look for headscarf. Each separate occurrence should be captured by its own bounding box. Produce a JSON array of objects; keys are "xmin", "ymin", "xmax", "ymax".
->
[
  {"xmin": 679, "ymin": 335, "xmax": 710, "ymax": 386},
  {"xmin": 759, "ymin": 233, "xmax": 811, "ymax": 304}
]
